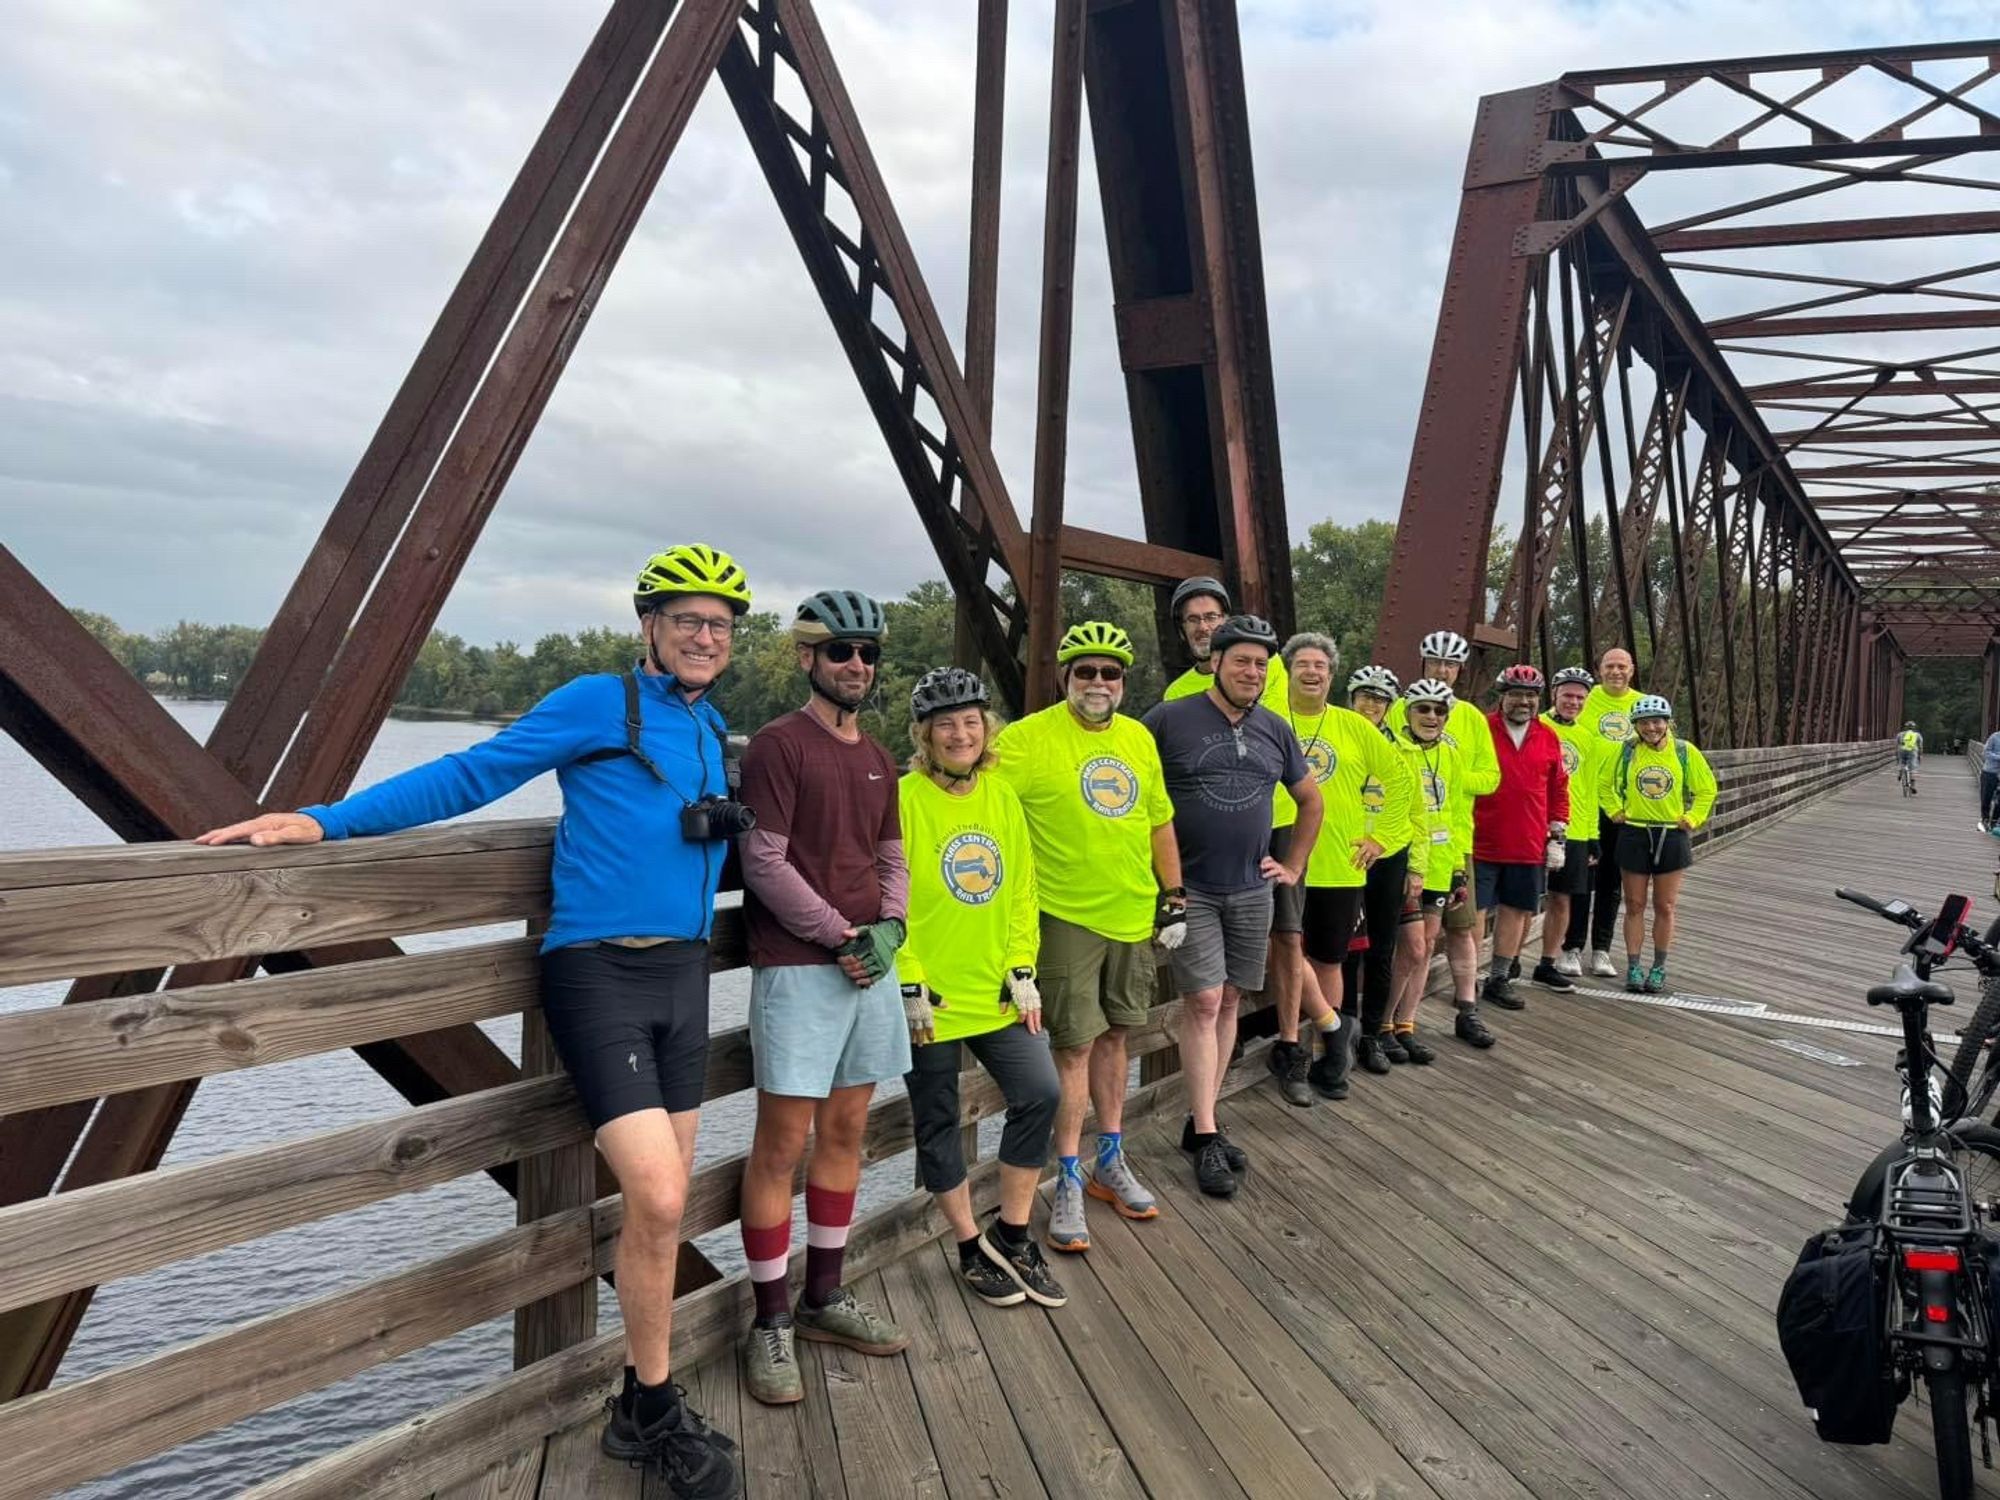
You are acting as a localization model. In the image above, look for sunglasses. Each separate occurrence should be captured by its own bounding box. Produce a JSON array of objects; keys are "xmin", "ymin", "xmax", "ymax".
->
[
  {"xmin": 1070, "ymin": 664, "xmax": 1125, "ymax": 683},
  {"xmin": 820, "ymin": 641, "xmax": 881, "ymax": 665},
  {"xmin": 1408, "ymin": 703, "xmax": 1447, "ymax": 715}
]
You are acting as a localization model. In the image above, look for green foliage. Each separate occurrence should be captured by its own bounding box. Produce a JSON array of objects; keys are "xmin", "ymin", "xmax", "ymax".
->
[{"xmin": 1904, "ymin": 658, "xmax": 1983, "ymax": 745}]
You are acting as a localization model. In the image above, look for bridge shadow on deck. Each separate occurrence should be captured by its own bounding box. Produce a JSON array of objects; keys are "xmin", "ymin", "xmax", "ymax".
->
[{"xmin": 509, "ymin": 763, "xmax": 2000, "ymax": 1499}]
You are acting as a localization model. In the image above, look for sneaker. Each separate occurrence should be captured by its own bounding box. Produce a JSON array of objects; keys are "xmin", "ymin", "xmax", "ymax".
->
[
  {"xmin": 1646, "ymin": 965, "xmax": 1668, "ymax": 995},
  {"xmin": 1268, "ymin": 1039, "xmax": 1315, "ymax": 1107},
  {"xmin": 1047, "ymin": 1170, "xmax": 1091, "ymax": 1253},
  {"xmin": 960, "ymin": 1252, "xmax": 1027, "ymax": 1307},
  {"xmin": 979, "ymin": 1223, "xmax": 1068, "ymax": 1308},
  {"xmin": 794, "ymin": 1286, "xmax": 909, "ymax": 1356},
  {"xmin": 1482, "ymin": 975, "xmax": 1526, "ymax": 1011},
  {"xmin": 1194, "ymin": 1137, "xmax": 1238, "ymax": 1198},
  {"xmin": 1530, "ymin": 958, "xmax": 1575, "ymax": 993},
  {"xmin": 1357, "ymin": 1034, "xmax": 1392, "ymax": 1074},
  {"xmin": 742, "ymin": 1317, "xmax": 803, "ymax": 1406},
  {"xmin": 1397, "ymin": 1029, "xmax": 1437, "ymax": 1065},
  {"xmin": 1378, "ymin": 1029, "xmax": 1409, "ymax": 1065},
  {"xmin": 1556, "ymin": 949, "xmax": 1583, "ymax": 977},
  {"xmin": 1590, "ymin": 949, "xmax": 1618, "ymax": 978},
  {"xmin": 1087, "ymin": 1148, "xmax": 1160, "ymax": 1219},
  {"xmin": 1307, "ymin": 1049, "xmax": 1350, "ymax": 1100},
  {"xmin": 1454, "ymin": 1007, "xmax": 1496, "ymax": 1049},
  {"xmin": 1180, "ymin": 1116, "xmax": 1247, "ymax": 1173},
  {"xmin": 1625, "ymin": 960, "xmax": 1646, "ymax": 993},
  {"xmin": 601, "ymin": 1387, "xmax": 740, "ymax": 1497}
]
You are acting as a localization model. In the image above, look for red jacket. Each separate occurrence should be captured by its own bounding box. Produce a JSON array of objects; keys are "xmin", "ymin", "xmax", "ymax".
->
[{"xmin": 1473, "ymin": 712, "xmax": 1570, "ymax": 864}]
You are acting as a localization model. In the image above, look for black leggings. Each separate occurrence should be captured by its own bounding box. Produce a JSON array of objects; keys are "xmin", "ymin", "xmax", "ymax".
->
[
  {"xmin": 1344, "ymin": 849, "xmax": 1408, "ymax": 1032},
  {"xmin": 1565, "ymin": 819, "xmax": 1622, "ymax": 952},
  {"xmin": 1983, "ymin": 770, "xmax": 1998, "ymax": 825}
]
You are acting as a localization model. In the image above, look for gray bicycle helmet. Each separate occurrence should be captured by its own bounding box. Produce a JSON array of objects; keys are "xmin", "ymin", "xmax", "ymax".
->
[
  {"xmin": 1404, "ymin": 676, "xmax": 1454, "ymax": 708},
  {"xmin": 792, "ymin": 588, "xmax": 886, "ymax": 643},
  {"xmin": 1551, "ymin": 665, "xmax": 1594, "ymax": 690},
  {"xmin": 1348, "ymin": 664, "xmax": 1400, "ymax": 700},
  {"xmin": 1209, "ymin": 614, "xmax": 1280, "ymax": 658},
  {"xmin": 911, "ymin": 666, "xmax": 989, "ymax": 721},
  {"xmin": 1171, "ymin": 575, "xmax": 1232, "ymax": 619}
]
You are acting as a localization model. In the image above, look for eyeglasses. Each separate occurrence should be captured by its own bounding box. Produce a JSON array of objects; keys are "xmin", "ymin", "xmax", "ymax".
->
[
  {"xmin": 820, "ymin": 640, "xmax": 881, "ymax": 665},
  {"xmin": 1182, "ymin": 611, "xmax": 1227, "ymax": 628},
  {"xmin": 1070, "ymin": 664, "xmax": 1125, "ymax": 683},
  {"xmin": 660, "ymin": 612, "xmax": 736, "ymax": 640},
  {"xmin": 1408, "ymin": 703, "xmax": 1447, "ymax": 715}
]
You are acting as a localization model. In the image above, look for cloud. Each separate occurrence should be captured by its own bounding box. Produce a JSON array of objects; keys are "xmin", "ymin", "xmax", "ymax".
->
[{"xmin": 1, "ymin": 0, "xmax": 1991, "ymax": 640}]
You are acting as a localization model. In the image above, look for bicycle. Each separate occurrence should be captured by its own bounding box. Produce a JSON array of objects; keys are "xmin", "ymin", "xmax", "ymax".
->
[
  {"xmin": 1901, "ymin": 757, "xmax": 1920, "ymax": 797},
  {"xmin": 1787, "ymin": 887, "xmax": 2000, "ymax": 1498},
  {"xmin": 1945, "ymin": 871, "xmax": 2000, "ymax": 1129}
]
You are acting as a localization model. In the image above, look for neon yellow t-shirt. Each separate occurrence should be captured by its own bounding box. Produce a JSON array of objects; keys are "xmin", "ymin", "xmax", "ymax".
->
[
  {"xmin": 1300, "ymin": 705, "xmax": 1412, "ymax": 889},
  {"xmin": 1165, "ymin": 654, "xmax": 1296, "ymax": 828},
  {"xmin": 1397, "ymin": 726, "xmax": 1469, "ymax": 888},
  {"xmin": 1541, "ymin": 711, "xmax": 1605, "ymax": 826},
  {"xmin": 990, "ymin": 704, "xmax": 1174, "ymax": 943},
  {"xmin": 897, "ymin": 771, "xmax": 1041, "ymax": 1043},
  {"xmin": 1580, "ymin": 683, "xmax": 1640, "ymax": 749},
  {"xmin": 1599, "ymin": 735, "xmax": 1718, "ymax": 829},
  {"xmin": 1899, "ymin": 730, "xmax": 1921, "ymax": 753}
]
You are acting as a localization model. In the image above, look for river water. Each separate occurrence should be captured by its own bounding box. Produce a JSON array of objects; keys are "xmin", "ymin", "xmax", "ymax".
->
[{"xmin": 1, "ymin": 702, "xmax": 923, "ymax": 1497}]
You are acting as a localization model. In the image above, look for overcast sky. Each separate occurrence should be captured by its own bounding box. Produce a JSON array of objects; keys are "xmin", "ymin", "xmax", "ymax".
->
[{"xmin": 2, "ymin": 0, "xmax": 1993, "ymax": 642}]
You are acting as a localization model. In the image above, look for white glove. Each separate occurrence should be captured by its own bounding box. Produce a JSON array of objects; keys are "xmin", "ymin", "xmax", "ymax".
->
[
  {"xmin": 1155, "ymin": 892, "xmax": 1189, "ymax": 951},
  {"xmin": 902, "ymin": 981, "xmax": 937, "ymax": 1045},
  {"xmin": 1004, "ymin": 966, "xmax": 1042, "ymax": 1021},
  {"xmin": 1544, "ymin": 835, "xmax": 1567, "ymax": 872}
]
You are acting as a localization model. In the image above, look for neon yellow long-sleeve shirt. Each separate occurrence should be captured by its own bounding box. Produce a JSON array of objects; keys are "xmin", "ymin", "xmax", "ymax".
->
[
  {"xmin": 1598, "ymin": 735, "xmax": 1718, "ymax": 830},
  {"xmin": 1301, "ymin": 705, "xmax": 1412, "ymax": 889},
  {"xmin": 1541, "ymin": 711, "xmax": 1607, "ymax": 825},
  {"xmin": 1394, "ymin": 726, "xmax": 1471, "ymax": 888}
]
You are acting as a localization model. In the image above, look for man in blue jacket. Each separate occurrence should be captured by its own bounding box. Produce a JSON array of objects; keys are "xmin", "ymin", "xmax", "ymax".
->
[{"xmin": 199, "ymin": 544, "xmax": 749, "ymax": 1498}]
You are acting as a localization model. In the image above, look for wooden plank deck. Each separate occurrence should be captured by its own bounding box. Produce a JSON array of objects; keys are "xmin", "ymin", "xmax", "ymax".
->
[{"xmin": 510, "ymin": 760, "xmax": 2000, "ymax": 1498}]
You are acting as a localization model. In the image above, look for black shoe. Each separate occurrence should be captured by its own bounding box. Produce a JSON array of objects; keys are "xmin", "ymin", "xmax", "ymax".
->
[
  {"xmin": 1530, "ymin": 958, "xmax": 1575, "ymax": 993},
  {"xmin": 602, "ymin": 1388, "xmax": 741, "ymax": 1498},
  {"xmin": 1268, "ymin": 1039, "xmax": 1315, "ymax": 1107},
  {"xmin": 1194, "ymin": 1137, "xmax": 1239, "ymax": 1197},
  {"xmin": 960, "ymin": 1251, "xmax": 1027, "ymax": 1307},
  {"xmin": 1454, "ymin": 1007, "xmax": 1496, "ymax": 1049},
  {"xmin": 1307, "ymin": 1049, "xmax": 1350, "ymax": 1100},
  {"xmin": 1181, "ymin": 1116, "xmax": 1247, "ymax": 1172},
  {"xmin": 1377, "ymin": 1029, "xmax": 1409, "ymax": 1065},
  {"xmin": 1357, "ymin": 1035, "xmax": 1392, "ymax": 1074},
  {"xmin": 978, "ymin": 1223, "xmax": 1068, "ymax": 1308},
  {"xmin": 1509, "ymin": 956, "xmax": 1521, "ymax": 980},
  {"xmin": 1397, "ymin": 1030, "xmax": 1437, "ymax": 1065},
  {"xmin": 1482, "ymin": 975, "xmax": 1526, "ymax": 1011}
]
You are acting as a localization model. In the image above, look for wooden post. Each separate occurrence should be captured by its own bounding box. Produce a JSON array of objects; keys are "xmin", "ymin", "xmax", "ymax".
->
[{"xmin": 514, "ymin": 1003, "xmax": 597, "ymax": 1367}]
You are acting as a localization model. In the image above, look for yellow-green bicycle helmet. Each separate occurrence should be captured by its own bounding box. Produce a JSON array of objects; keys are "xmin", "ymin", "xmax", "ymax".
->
[
  {"xmin": 1057, "ymin": 620, "xmax": 1135, "ymax": 666},
  {"xmin": 634, "ymin": 544, "xmax": 753, "ymax": 617}
]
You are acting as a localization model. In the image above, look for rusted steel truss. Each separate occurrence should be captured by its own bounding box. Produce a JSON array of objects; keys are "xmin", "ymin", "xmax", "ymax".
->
[
  {"xmin": 1382, "ymin": 40, "xmax": 2000, "ymax": 743},
  {"xmin": 0, "ymin": 0, "xmax": 1291, "ymax": 1392}
]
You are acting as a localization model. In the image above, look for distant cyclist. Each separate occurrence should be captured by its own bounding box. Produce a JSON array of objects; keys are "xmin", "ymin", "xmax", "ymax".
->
[
  {"xmin": 196, "ymin": 545, "xmax": 750, "ymax": 1495},
  {"xmin": 896, "ymin": 668, "xmax": 1065, "ymax": 1311},
  {"xmin": 1600, "ymin": 694, "xmax": 1718, "ymax": 995},
  {"xmin": 1572, "ymin": 647, "xmax": 1642, "ymax": 976},
  {"xmin": 1897, "ymin": 722, "xmax": 1923, "ymax": 795},
  {"xmin": 1387, "ymin": 676, "xmax": 1470, "ymax": 1056},
  {"xmin": 1388, "ymin": 630, "xmax": 1499, "ymax": 1036},
  {"xmin": 1538, "ymin": 667, "xmax": 1601, "ymax": 984}
]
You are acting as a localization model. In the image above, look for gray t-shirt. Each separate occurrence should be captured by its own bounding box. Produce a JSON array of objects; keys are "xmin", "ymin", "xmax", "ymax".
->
[
  {"xmin": 1984, "ymin": 732, "xmax": 2000, "ymax": 775},
  {"xmin": 1144, "ymin": 693, "xmax": 1307, "ymax": 893}
]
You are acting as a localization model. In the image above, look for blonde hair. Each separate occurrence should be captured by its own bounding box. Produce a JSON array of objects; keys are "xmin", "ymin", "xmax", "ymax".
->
[{"xmin": 908, "ymin": 708, "xmax": 1006, "ymax": 775}]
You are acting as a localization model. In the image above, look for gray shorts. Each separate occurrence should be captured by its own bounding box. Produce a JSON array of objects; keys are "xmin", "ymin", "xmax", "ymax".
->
[
  {"xmin": 749, "ymin": 963, "xmax": 912, "ymax": 1097},
  {"xmin": 906, "ymin": 1023, "xmax": 1061, "ymax": 1192},
  {"xmin": 1169, "ymin": 884, "xmax": 1276, "ymax": 994},
  {"xmin": 1269, "ymin": 826, "xmax": 1305, "ymax": 934}
]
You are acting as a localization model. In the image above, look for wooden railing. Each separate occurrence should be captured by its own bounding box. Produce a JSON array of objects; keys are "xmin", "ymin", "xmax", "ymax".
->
[
  {"xmin": 0, "ymin": 736, "xmax": 1897, "ymax": 1497},
  {"xmin": 0, "ymin": 822, "xmax": 1211, "ymax": 1499}
]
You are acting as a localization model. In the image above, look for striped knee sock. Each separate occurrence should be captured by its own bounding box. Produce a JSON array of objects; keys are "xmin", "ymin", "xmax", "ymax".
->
[
  {"xmin": 742, "ymin": 1219, "xmax": 791, "ymax": 1323},
  {"xmin": 803, "ymin": 1182, "xmax": 856, "ymax": 1309}
]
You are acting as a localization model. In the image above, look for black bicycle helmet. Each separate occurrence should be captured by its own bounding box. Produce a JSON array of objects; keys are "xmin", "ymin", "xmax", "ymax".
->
[
  {"xmin": 1170, "ymin": 575, "xmax": 1231, "ymax": 619},
  {"xmin": 911, "ymin": 666, "xmax": 989, "ymax": 721},
  {"xmin": 792, "ymin": 588, "xmax": 886, "ymax": 643},
  {"xmin": 1209, "ymin": 614, "xmax": 1280, "ymax": 659}
]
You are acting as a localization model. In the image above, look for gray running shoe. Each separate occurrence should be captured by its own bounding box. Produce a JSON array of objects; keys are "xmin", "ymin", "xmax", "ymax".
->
[
  {"xmin": 742, "ymin": 1318, "xmax": 803, "ymax": 1406},
  {"xmin": 1047, "ymin": 1169, "xmax": 1090, "ymax": 1253},
  {"xmin": 795, "ymin": 1286, "xmax": 908, "ymax": 1356},
  {"xmin": 1087, "ymin": 1150, "xmax": 1160, "ymax": 1220}
]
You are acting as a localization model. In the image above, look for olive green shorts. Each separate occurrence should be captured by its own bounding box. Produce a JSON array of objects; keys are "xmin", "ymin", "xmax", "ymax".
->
[
  {"xmin": 1441, "ymin": 853, "xmax": 1480, "ymax": 932},
  {"xmin": 1037, "ymin": 913, "xmax": 1158, "ymax": 1051}
]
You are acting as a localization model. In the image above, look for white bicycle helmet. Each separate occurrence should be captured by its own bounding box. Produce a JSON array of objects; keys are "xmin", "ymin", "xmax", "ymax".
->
[
  {"xmin": 1419, "ymin": 630, "xmax": 1471, "ymax": 664},
  {"xmin": 1404, "ymin": 677, "xmax": 1455, "ymax": 708},
  {"xmin": 1550, "ymin": 665, "xmax": 1594, "ymax": 690},
  {"xmin": 1348, "ymin": 664, "xmax": 1401, "ymax": 700},
  {"xmin": 1632, "ymin": 693, "xmax": 1673, "ymax": 722}
]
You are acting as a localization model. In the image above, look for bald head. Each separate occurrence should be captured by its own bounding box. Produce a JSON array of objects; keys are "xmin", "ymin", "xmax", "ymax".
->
[{"xmin": 1598, "ymin": 648, "xmax": 1634, "ymax": 692}]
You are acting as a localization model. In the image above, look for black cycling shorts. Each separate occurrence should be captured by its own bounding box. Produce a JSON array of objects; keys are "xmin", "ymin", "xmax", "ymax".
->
[
  {"xmin": 1614, "ymin": 824, "xmax": 1694, "ymax": 877},
  {"xmin": 539, "ymin": 939, "xmax": 712, "ymax": 1128},
  {"xmin": 1550, "ymin": 838, "xmax": 1594, "ymax": 897}
]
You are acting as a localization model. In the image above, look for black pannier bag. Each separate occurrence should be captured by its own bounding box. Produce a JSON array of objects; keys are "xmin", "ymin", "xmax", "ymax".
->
[{"xmin": 1776, "ymin": 1223, "xmax": 1906, "ymax": 1444}]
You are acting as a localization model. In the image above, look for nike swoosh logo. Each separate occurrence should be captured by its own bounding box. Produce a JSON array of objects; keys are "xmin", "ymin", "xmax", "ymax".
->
[{"xmin": 868, "ymin": 773, "xmax": 885, "ymax": 780}]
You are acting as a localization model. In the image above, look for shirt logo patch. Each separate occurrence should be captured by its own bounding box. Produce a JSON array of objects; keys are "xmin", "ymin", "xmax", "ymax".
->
[
  {"xmin": 1079, "ymin": 756, "xmax": 1140, "ymax": 818},
  {"xmin": 1635, "ymin": 765, "xmax": 1676, "ymax": 801},
  {"xmin": 1598, "ymin": 712, "xmax": 1632, "ymax": 742},
  {"xmin": 1422, "ymin": 768, "xmax": 1448, "ymax": 812},
  {"xmin": 1304, "ymin": 740, "xmax": 1336, "ymax": 784},
  {"xmin": 1559, "ymin": 740, "xmax": 1581, "ymax": 776},
  {"xmin": 1360, "ymin": 775, "xmax": 1386, "ymax": 814},
  {"xmin": 942, "ymin": 832, "xmax": 1004, "ymax": 904}
]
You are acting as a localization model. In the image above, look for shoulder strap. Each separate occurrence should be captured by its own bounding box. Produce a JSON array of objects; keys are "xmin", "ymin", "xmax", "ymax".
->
[
  {"xmin": 1618, "ymin": 739, "xmax": 1636, "ymax": 798},
  {"xmin": 576, "ymin": 672, "xmax": 637, "ymax": 765},
  {"xmin": 1677, "ymin": 739, "xmax": 1692, "ymax": 811}
]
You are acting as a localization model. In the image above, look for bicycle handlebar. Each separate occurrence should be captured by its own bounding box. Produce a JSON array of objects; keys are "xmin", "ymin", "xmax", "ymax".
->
[{"xmin": 1835, "ymin": 887, "xmax": 1922, "ymax": 927}]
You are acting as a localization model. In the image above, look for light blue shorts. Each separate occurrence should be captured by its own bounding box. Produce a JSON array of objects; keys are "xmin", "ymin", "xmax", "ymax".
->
[{"xmin": 749, "ymin": 963, "xmax": 913, "ymax": 1097}]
